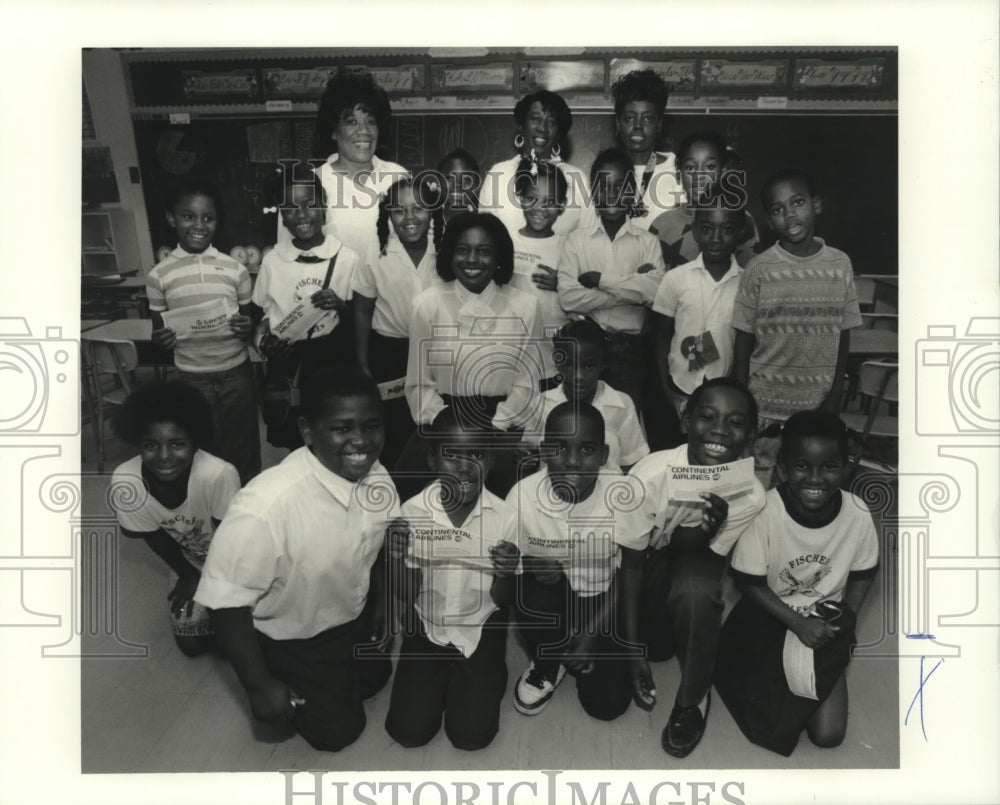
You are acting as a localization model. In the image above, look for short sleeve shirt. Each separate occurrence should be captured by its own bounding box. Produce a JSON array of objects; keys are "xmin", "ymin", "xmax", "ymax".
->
[
  {"xmin": 522, "ymin": 381, "xmax": 649, "ymax": 469},
  {"xmin": 507, "ymin": 468, "xmax": 648, "ymax": 597},
  {"xmin": 629, "ymin": 444, "xmax": 766, "ymax": 554},
  {"xmin": 195, "ymin": 448, "xmax": 399, "ymax": 640},
  {"xmin": 731, "ymin": 487, "xmax": 879, "ymax": 615},
  {"xmin": 111, "ymin": 451, "xmax": 241, "ymax": 568},
  {"xmin": 402, "ymin": 482, "xmax": 520, "ymax": 657},
  {"xmin": 251, "ymin": 236, "xmax": 359, "ymax": 342},
  {"xmin": 651, "ymin": 254, "xmax": 742, "ymax": 394},
  {"xmin": 146, "ymin": 245, "xmax": 252, "ymax": 373}
]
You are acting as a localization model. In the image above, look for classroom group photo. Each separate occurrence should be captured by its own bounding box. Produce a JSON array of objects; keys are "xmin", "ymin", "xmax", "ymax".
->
[{"xmin": 79, "ymin": 46, "xmax": 901, "ymax": 774}]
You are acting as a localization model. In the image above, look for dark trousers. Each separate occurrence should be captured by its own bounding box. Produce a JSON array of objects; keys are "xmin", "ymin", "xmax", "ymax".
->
[
  {"xmin": 714, "ymin": 596, "xmax": 857, "ymax": 756},
  {"xmin": 256, "ymin": 617, "xmax": 391, "ymax": 752},
  {"xmin": 641, "ymin": 329, "xmax": 683, "ymax": 450},
  {"xmin": 367, "ymin": 331, "xmax": 415, "ymax": 472},
  {"xmin": 176, "ymin": 359, "xmax": 261, "ymax": 485},
  {"xmin": 602, "ymin": 332, "xmax": 646, "ymax": 413},
  {"xmin": 516, "ymin": 572, "xmax": 634, "ymax": 721},
  {"xmin": 639, "ymin": 544, "xmax": 727, "ymax": 707},
  {"xmin": 384, "ymin": 609, "xmax": 509, "ymax": 750}
]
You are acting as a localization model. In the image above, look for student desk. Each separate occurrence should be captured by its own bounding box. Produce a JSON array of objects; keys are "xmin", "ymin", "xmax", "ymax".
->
[{"xmin": 81, "ymin": 319, "xmax": 263, "ymax": 367}]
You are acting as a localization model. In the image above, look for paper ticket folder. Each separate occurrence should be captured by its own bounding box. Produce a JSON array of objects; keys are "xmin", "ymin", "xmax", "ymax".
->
[
  {"xmin": 160, "ymin": 298, "xmax": 234, "ymax": 340},
  {"xmin": 271, "ymin": 300, "xmax": 330, "ymax": 343},
  {"xmin": 667, "ymin": 456, "xmax": 756, "ymax": 502},
  {"xmin": 408, "ymin": 521, "xmax": 493, "ymax": 571}
]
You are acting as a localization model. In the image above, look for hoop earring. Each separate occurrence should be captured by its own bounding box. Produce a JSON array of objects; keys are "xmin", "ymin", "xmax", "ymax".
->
[
  {"xmin": 551, "ymin": 142, "xmax": 561, "ymax": 158},
  {"xmin": 514, "ymin": 133, "xmax": 525, "ymax": 150}
]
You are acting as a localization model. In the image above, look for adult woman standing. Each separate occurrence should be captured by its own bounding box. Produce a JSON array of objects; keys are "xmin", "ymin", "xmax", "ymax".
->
[
  {"xmin": 305, "ymin": 73, "xmax": 410, "ymax": 262},
  {"xmin": 612, "ymin": 69, "xmax": 685, "ymax": 450},
  {"xmin": 480, "ymin": 90, "xmax": 595, "ymax": 239},
  {"xmin": 611, "ymin": 69, "xmax": 683, "ymax": 228}
]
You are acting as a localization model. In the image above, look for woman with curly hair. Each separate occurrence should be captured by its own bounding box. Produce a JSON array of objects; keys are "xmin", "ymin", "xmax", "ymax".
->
[
  {"xmin": 611, "ymin": 69, "xmax": 684, "ymax": 227},
  {"xmin": 479, "ymin": 89, "xmax": 596, "ymax": 239}
]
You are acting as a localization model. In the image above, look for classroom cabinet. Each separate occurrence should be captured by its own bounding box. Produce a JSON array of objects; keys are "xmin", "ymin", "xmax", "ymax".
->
[{"xmin": 82, "ymin": 208, "xmax": 142, "ymax": 277}]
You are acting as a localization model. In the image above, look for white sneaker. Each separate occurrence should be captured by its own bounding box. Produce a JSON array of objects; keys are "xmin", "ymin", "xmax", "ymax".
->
[{"xmin": 514, "ymin": 661, "xmax": 567, "ymax": 715}]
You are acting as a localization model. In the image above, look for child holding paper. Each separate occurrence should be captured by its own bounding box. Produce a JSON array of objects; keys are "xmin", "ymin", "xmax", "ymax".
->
[
  {"xmin": 253, "ymin": 163, "xmax": 363, "ymax": 449},
  {"xmin": 509, "ymin": 402, "xmax": 649, "ymax": 721},
  {"xmin": 628, "ymin": 376, "xmax": 766, "ymax": 758},
  {"xmin": 384, "ymin": 408, "xmax": 520, "ymax": 750},
  {"xmin": 714, "ymin": 410, "xmax": 878, "ymax": 756},
  {"xmin": 147, "ymin": 179, "xmax": 260, "ymax": 484}
]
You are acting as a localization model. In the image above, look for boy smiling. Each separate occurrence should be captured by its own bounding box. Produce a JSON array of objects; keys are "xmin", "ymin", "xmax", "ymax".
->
[{"xmin": 196, "ymin": 366, "xmax": 397, "ymax": 752}]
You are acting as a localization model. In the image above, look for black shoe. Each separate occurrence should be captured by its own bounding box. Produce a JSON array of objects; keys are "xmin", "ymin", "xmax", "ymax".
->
[{"xmin": 661, "ymin": 692, "xmax": 710, "ymax": 758}]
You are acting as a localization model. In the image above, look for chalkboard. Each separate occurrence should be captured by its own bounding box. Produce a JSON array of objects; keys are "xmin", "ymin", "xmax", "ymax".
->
[{"xmin": 134, "ymin": 111, "xmax": 896, "ymax": 274}]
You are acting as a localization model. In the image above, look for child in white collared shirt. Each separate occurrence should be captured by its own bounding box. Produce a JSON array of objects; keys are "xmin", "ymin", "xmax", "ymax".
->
[
  {"xmin": 399, "ymin": 212, "xmax": 543, "ymax": 498},
  {"xmin": 353, "ymin": 175, "xmax": 444, "ymax": 470},
  {"xmin": 196, "ymin": 366, "xmax": 398, "ymax": 753},
  {"xmin": 384, "ymin": 409, "xmax": 520, "ymax": 750},
  {"xmin": 254, "ymin": 164, "xmax": 362, "ymax": 449},
  {"xmin": 652, "ymin": 201, "xmax": 747, "ymax": 418}
]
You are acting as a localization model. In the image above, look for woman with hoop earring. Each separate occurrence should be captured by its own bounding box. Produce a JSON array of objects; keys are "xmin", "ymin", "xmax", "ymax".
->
[{"xmin": 480, "ymin": 89, "xmax": 596, "ymax": 240}]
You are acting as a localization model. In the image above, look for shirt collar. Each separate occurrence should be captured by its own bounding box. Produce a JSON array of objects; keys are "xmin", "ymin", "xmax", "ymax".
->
[
  {"xmin": 170, "ymin": 244, "xmax": 220, "ymax": 260},
  {"xmin": 297, "ymin": 446, "xmax": 387, "ymax": 509},
  {"xmin": 421, "ymin": 480, "xmax": 495, "ymax": 529},
  {"xmin": 551, "ymin": 381, "xmax": 624, "ymax": 410},
  {"xmin": 588, "ymin": 217, "xmax": 639, "ymax": 241},
  {"xmin": 691, "ymin": 253, "xmax": 742, "ymax": 282},
  {"xmin": 275, "ymin": 234, "xmax": 342, "ymax": 263},
  {"xmin": 454, "ymin": 278, "xmax": 499, "ymax": 308},
  {"xmin": 775, "ymin": 236, "xmax": 826, "ymax": 262}
]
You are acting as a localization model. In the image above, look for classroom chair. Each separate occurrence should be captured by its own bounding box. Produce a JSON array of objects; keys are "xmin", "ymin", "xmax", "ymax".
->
[
  {"xmin": 841, "ymin": 360, "xmax": 898, "ymax": 475},
  {"xmin": 83, "ymin": 337, "xmax": 138, "ymax": 472}
]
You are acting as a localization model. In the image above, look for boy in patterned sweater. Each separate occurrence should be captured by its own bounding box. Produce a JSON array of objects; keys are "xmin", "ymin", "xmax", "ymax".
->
[{"xmin": 732, "ymin": 170, "xmax": 862, "ymax": 488}]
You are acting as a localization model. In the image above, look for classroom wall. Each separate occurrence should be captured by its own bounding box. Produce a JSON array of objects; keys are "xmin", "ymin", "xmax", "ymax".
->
[{"xmin": 134, "ymin": 111, "xmax": 896, "ymax": 274}]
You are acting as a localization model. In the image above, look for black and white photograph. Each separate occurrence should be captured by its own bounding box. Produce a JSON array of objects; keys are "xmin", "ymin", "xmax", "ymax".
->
[{"xmin": 1, "ymin": 4, "xmax": 998, "ymax": 805}]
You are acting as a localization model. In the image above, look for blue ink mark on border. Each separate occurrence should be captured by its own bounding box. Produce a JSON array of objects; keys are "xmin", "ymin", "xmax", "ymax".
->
[
  {"xmin": 904, "ymin": 656, "xmax": 944, "ymax": 741},
  {"xmin": 906, "ymin": 633, "xmax": 936, "ymax": 640}
]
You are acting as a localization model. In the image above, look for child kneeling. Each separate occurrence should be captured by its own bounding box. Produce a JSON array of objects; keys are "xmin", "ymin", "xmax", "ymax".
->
[
  {"xmin": 195, "ymin": 366, "xmax": 396, "ymax": 752},
  {"xmin": 714, "ymin": 410, "xmax": 879, "ymax": 756},
  {"xmin": 384, "ymin": 409, "xmax": 520, "ymax": 750},
  {"xmin": 508, "ymin": 402, "xmax": 649, "ymax": 721}
]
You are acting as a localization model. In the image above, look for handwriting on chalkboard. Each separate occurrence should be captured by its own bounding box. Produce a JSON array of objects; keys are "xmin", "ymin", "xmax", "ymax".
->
[{"xmin": 793, "ymin": 59, "xmax": 885, "ymax": 90}]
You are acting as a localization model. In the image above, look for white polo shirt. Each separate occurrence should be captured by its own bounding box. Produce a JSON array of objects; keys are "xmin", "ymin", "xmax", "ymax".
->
[
  {"xmin": 402, "ymin": 482, "xmax": 520, "ymax": 657},
  {"xmin": 522, "ymin": 381, "xmax": 649, "ymax": 469},
  {"xmin": 652, "ymin": 254, "xmax": 743, "ymax": 394},
  {"xmin": 629, "ymin": 445, "xmax": 766, "ymax": 555},
  {"xmin": 405, "ymin": 280, "xmax": 544, "ymax": 430},
  {"xmin": 558, "ymin": 218, "xmax": 665, "ymax": 335},
  {"xmin": 353, "ymin": 235, "xmax": 440, "ymax": 339},
  {"xmin": 195, "ymin": 447, "xmax": 399, "ymax": 640},
  {"xmin": 507, "ymin": 468, "xmax": 648, "ymax": 597}
]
